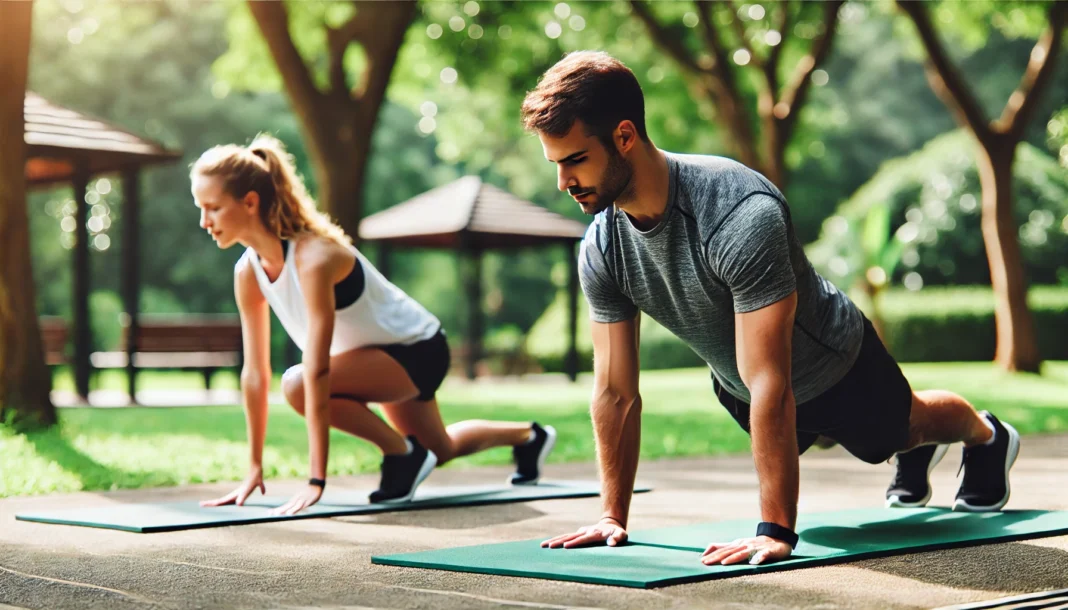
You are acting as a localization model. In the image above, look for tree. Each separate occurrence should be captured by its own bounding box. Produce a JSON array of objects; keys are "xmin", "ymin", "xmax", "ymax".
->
[
  {"xmin": 629, "ymin": 0, "xmax": 844, "ymax": 189},
  {"xmin": 229, "ymin": 1, "xmax": 417, "ymax": 239},
  {"xmin": 0, "ymin": 0, "xmax": 55, "ymax": 428},
  {"xmin": 897, "ymin": 0, "xmax": 1066, "ymax": 373}
]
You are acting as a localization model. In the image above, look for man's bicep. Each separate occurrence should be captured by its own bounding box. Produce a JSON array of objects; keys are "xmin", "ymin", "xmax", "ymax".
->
[
  {"xmin": 735, "ymin": 292, "xmax": 796, "ymax": 393},
  {"xmin": 591, "ymin": 316, "xmax": 640, "ymax": 398}
]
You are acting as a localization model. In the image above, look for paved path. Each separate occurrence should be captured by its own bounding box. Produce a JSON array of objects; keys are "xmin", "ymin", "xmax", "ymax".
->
[{"xmin": 2, "ymin": 435, "xmax": 1067, "ymax": 609}]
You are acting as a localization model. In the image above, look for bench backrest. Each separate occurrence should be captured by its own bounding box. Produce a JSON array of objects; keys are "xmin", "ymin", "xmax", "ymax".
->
[
  {"xmin": 38, "ymin": 317, "xmax": 69, "ymax": 363},
  {"xmin": 121, "ymin": 316, "xmax": 242, "ymax": 353}
]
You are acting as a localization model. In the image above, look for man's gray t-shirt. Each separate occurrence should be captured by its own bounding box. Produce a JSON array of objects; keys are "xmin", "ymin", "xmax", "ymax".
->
[{"xmin": 579, "ymin": 152, "xmax": 864, "ymax": 404}]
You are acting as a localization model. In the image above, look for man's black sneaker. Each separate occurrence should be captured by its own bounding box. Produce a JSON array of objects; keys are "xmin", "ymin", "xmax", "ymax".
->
[
  {"xmin": 886, "ymin": 443, "xmax": 950, "ymax": 508},
  {"xmin": 510, "ymin": 423, "xmax": 557, "ymax": 485},
  {"xmin": 369, "ymin": 436, "xmax": 437, "ymax": 504},
  {"xmin": 953, "ymin": 411, "xmax": 1020, "ymax": 512}
]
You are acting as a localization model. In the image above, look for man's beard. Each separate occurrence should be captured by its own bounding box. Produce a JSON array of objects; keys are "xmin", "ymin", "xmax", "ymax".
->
[{"xmin": 573, "ymin": 150, "xmax": 634, "ymax": 216}]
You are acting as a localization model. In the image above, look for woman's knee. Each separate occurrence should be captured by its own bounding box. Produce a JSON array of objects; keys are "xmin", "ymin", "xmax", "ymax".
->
[{"xmin": 281, "ymin": 365, "xmax": 305, "ymax": 413}]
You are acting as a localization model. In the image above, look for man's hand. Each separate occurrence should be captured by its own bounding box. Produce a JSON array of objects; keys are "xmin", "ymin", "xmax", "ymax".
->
[
  {"xmin": 701, "ymin": 535, "xmax": 792, "ymax": 566},
  {"xmin": 541, "ymin": 518, "xmax": 629, "ymax": 549},
  {"xmin": 270, "ymin": 484, "xmax": 323, "ymax": 516},
  {"xmin": 200, "ymin": 468, "xmax": 265, "ymax": 507}
]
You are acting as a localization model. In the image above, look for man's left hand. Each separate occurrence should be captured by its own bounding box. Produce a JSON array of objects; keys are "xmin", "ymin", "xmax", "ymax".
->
[
  {"xmin": 270, "ymin": 484, "xmax": 323, "ymax": 516},
  {"xmin": 701, "ymin": 535, "xmax": 792, "ymax": 566}
]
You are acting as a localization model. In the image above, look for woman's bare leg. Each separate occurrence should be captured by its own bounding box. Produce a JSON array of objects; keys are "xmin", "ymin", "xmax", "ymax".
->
[
  {"xmin": 380, "ymin": 399, "xmax": 533, "ymax": 465},
  {"xmin": 281, "ymin": 348, "xmax": 422, "ymax": 456}
]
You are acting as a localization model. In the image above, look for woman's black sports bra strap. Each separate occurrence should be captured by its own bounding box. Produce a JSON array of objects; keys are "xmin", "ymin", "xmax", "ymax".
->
[{"xmin": 281, "ymin": 238, "xmax": 364, "ymax": 309}]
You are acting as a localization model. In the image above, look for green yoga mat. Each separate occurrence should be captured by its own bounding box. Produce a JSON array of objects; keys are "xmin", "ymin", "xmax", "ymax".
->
[
  {"xmin": 372, "ymin": 507, "xmax": 1068, "ymax": 588},
  {"xmin": 16, "ymin": 480, "xmax": 650, "ymax": 533}
]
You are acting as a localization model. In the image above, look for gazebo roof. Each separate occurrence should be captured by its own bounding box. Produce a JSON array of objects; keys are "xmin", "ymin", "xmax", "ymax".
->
[
  {"xmin": 24, "ymin": 92, "xmax": 181, "ymax": 186},
  {"xmin": 357, "ymin": 175, "xmax": 587, "ymax": 249}
]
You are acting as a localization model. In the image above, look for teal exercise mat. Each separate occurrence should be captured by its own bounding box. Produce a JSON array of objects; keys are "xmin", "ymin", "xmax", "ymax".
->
[
  {"xmin": 372, "ymin": 507, "xmax": 1068, "ymax": 588},
  {"xmin": 15, "ymin": 480, "xmax": 651, "ymax": 533}
]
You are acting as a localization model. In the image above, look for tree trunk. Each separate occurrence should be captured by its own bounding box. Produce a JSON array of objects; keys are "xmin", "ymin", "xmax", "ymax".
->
[
  {"xmin": 248, "ymin": 0, "xmax": 414, "ymax": 241},
  {"xmin": 0, "ymin": 0, "xmax": 56, "ymax": 428},
  {"xmin": 700, "ymin": 79, "xmax": 763, "ymax": 174},
  {"xmin": 305, "ymin": 112, "xmax": 368, "ymax": 240},
  {"xmin": 761, "ymin": 111, "xmax": 787, "ymax": 190},
  {"xmin": 976, "ymin": 138, "xmax": 1039, "ymax": 372}
]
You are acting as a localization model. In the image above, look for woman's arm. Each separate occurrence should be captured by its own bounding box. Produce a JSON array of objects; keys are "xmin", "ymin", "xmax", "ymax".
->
[
  {"xmin": 200, "ymin": 259, "xmax": 272, "ymax": 507},
  {"xmin": 294, "ymin": 238, "xmax": 347, "ymax": 484},
  {"xmin": 235, "ymin": 258, "xmax": 273, "ymax": 470}
]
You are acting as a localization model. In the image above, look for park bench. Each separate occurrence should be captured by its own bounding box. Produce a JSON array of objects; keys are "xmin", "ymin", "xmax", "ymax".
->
[
  {"xmin": 90, "ymin": 314, "xmax": 243, "ymax": 390},
  {"xmin": 38, "ymin": 316, "xmax": 70, "ymax": 373}
]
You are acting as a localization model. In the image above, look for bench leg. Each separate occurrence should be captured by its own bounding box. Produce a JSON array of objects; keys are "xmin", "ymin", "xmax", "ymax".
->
[{"xmin": 202, "ymin": 367, "xmax": 214, "ymax": 391}]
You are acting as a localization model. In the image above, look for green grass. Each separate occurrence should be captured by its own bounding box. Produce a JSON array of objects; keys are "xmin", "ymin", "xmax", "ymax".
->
[{"xmin": 4, "ymin": 362, "xmax": 1068, "ymax": 498}]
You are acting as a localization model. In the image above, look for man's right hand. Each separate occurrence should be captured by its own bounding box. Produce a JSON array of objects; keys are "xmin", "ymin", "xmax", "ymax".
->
[
  {"xmin": 200, "ymin": 468, "xmax": 265, "ymax": 507},
  {"xmin": 541, "ymin": 518, "xmax": 628, "ymax": 549}
]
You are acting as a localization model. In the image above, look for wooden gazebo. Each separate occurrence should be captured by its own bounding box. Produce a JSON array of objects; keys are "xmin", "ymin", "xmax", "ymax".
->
[
  {"xmin": 25, "ymin": 92, "xmax": 182, "ymax": 399},
  {"xmin": 358, "ymin": 176, "xmax": 587, "ymax": 381}
]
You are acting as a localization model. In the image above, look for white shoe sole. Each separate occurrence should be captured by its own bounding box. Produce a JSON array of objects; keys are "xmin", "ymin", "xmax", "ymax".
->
[
  {"xmin": 376, "ymin": 449, "xmax": 438, "ymax": 504},
  {"xmin": 886, "ymin": 444, "xmax": 949, "ymax": 508},
  {"xmin": 953, "ymin": 421, "xmax": 1020, "ymax": 512},
  {"xmin": 510, "ymin": 425, "xmax": 557, "ymax": 486}
]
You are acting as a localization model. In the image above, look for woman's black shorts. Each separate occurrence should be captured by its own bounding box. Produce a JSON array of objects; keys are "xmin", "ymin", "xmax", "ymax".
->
[{"xmin": 381, "ymin": 329, "xmax": 451, "ymax": 402}]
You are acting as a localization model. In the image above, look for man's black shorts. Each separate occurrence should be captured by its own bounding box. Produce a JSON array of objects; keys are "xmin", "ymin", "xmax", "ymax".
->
[{"xmin": 712, "ymin": 315, "xmax": 913, "ymax": 464}]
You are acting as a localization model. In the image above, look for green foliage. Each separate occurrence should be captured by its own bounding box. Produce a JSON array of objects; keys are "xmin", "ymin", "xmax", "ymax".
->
[
  {"xmin": 213, "ymin": 0, "xmax": 359, "ymax": 94},
  {"xmin": 887, "ymin": 0, "xmax": 1057, "ymax": 56},
  {"xmin": 788, "ymin": 2, "xmax": 1067, "ymax": 242},
  {"xmin": 877, "ymin": 286, "xmax": 1068, "ymax": 362},
  {"xmin": 807, "ymin": 130, "xmax": 1068, "ymax": 289},
  {"xmin": 1049, "ymin": 106, "xmax": 1068, "ymax": 167}
]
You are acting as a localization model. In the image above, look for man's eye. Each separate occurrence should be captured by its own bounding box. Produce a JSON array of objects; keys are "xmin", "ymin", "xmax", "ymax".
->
[{"xmin": 567, "ymin": 157, "xmax": 586, "ymax": 165}]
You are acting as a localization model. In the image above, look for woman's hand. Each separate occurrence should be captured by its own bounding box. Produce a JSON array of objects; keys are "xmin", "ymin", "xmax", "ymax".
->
[
  {"xmin": 200, "ymin": 467, "xmax": 265, "ymax": 507},
  {"xmin": 270, "ymin": 484, "xmax": 324, "ymax": 516}
]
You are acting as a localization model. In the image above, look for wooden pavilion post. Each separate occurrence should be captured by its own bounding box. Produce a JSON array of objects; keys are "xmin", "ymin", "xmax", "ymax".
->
[
  {"xmin": 71, "ymin": 163, "xmax": 92, "ymax": 400},
  {"xmin": 121, "ymin": 168, "xmax": 141, "ymax": 402},
  {"xmin": 459, "ymin": 234, "xmax": 483, "ymax": 380},
  {"xmin": 378, "ymin": 242, "xmax": 392, "ymax": 279},
  {"xmin": 564, "ymin": 240, "xmax": 579, "ymax": 382}
]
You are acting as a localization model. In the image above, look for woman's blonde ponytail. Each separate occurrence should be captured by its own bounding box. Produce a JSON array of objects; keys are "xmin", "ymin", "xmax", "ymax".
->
[{"xmin": 192, "ymin": 134, "xmax": 350, "ymax": 245}]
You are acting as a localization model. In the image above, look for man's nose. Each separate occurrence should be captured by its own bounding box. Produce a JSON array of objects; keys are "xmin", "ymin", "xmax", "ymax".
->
[{"xmin": 557, "ymin": 169, "xmax": 575, "ymax": 193}]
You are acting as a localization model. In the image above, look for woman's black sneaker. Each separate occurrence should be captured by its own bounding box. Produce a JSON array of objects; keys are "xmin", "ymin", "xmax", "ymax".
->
[
  {"xmin": 369, "ymin": 436, "xmax": 437, "ymax": 504},
  {"xmin": 510, "ymin": 423, "xmax": 557, "ymax": 486},
  {"xmin": 953, "ymin": 412, "xmax": 1020, "ymax": 512},
  {"xmin": 886, "ymin": 443, "xmax": 950, "ymax": 508}
]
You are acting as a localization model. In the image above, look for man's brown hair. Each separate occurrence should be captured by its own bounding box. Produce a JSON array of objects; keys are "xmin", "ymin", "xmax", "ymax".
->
[{"xmin": 521, "ymin": 51, "xmax": 648, "ymax": 149}]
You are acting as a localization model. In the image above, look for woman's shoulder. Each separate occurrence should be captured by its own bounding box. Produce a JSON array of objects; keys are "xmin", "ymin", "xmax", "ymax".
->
[{"xmin": 292, "ymin": 232, "xmax": 353, "ymax": 275}]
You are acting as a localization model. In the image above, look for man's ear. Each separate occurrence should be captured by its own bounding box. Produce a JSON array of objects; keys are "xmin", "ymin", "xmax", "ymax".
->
[{"xmin": 615, "ymin": 120, "xmax": 639, "ymax": 155}]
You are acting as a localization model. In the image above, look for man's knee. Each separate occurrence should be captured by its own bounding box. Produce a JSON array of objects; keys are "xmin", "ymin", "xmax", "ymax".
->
[{"xmin": 281, "ymin": 365, "xmax": 305, "ymax": 412}]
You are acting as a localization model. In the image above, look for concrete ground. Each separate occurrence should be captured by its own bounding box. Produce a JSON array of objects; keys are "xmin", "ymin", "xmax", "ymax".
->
[{"xmin": 2, "ymin": 434, "xmax": 1067, "ymax": 610}]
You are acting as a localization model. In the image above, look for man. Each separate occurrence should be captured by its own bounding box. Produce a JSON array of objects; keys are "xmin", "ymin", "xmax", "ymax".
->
[{"xmin": 522, "ymin": 51, "xmax": 1019, "ymax": 566}]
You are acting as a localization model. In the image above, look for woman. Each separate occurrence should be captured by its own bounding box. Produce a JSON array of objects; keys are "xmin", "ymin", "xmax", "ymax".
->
[{"xmin": 192, "ymin": 134, "xmax": 556, "ymax": 515}]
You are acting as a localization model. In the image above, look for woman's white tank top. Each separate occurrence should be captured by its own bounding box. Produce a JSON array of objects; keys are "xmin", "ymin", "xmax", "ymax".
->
[{"xmin": 243, "ymin": 240, "xmax": 440, "ymax": 356}]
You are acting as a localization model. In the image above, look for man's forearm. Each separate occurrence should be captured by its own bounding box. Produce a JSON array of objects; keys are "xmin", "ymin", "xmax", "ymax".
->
[
  {"xmin": 592, "ymin": 393, "xmax": 642, "ymax": 527},
  {"xmin": 749, "ymin": 388, "xmax": 799, "ymax": 531}
]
